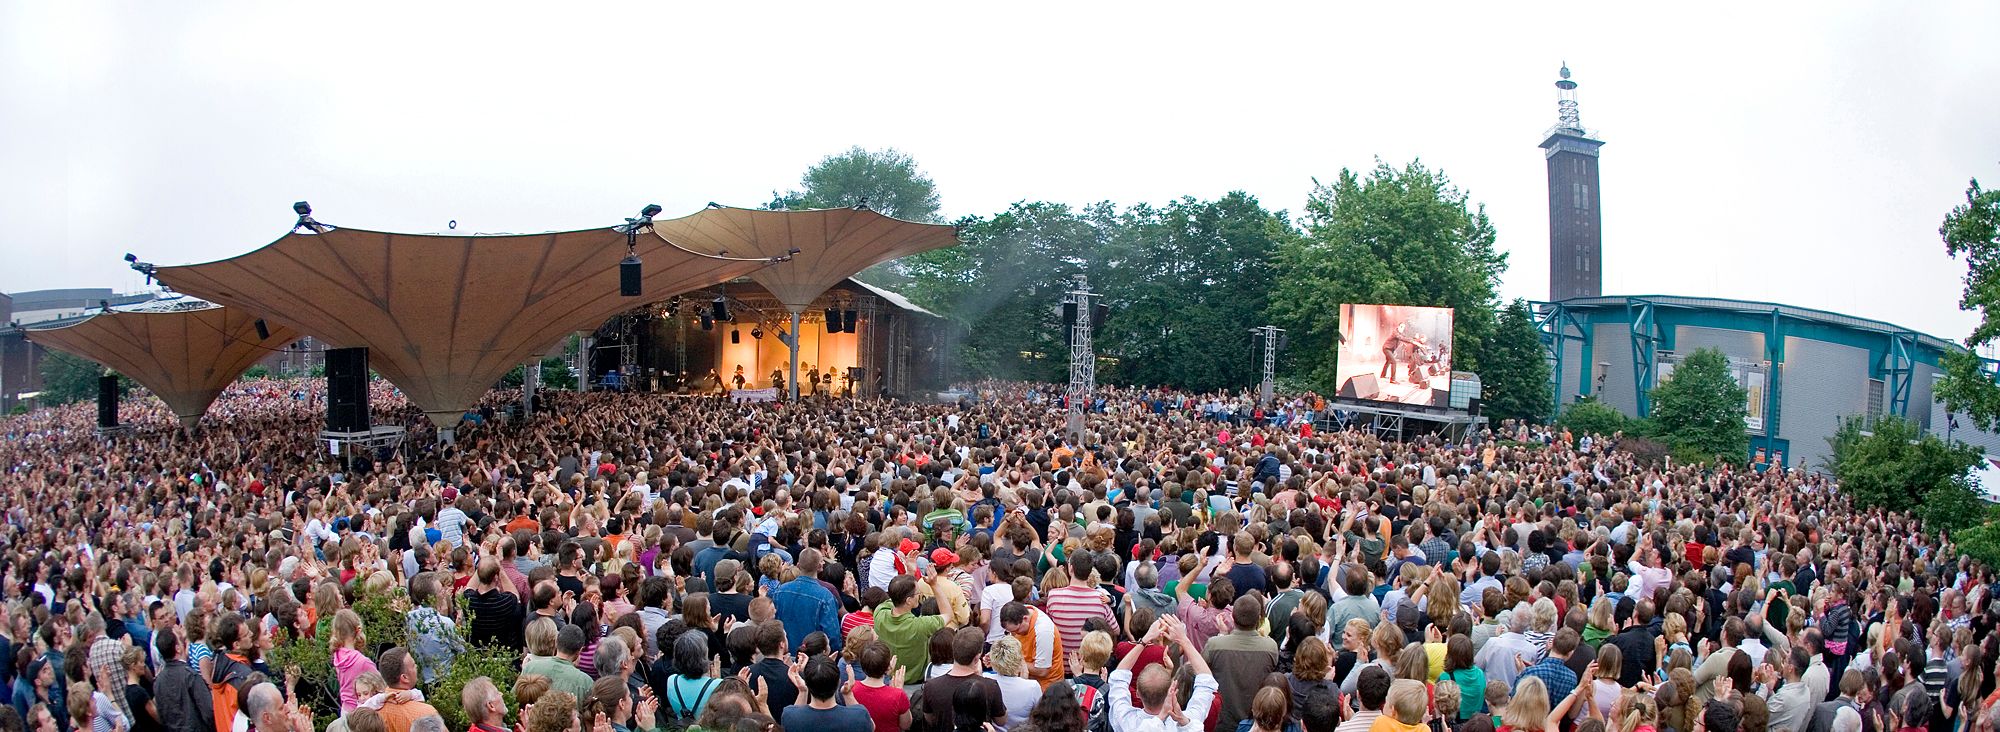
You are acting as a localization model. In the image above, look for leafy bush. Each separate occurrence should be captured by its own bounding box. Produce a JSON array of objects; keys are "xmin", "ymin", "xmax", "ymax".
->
[
  {"xmin": 1557, "ymin": 397, "xmax": 1629, "ymax": 437},
  {"xmin": 285, "ymin": 585, "xmax": 521, "ymax": 732},
  {"xmin": 1825, "ymin": 415, "xmax": 1983, "ymax": 519},
  {"xmin": 429, "ymin": 643, "xmax": 520, "ymax": 732},
  {"xmin": 1956, "ymin": 519, "xmax": 2000, "ymax": 572},
  {"xmin": 242, "ymin": 365, "xmax": 271, "ymax": 380}
]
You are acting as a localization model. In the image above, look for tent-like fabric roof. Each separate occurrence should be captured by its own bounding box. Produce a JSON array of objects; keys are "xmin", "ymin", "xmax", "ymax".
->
[
  {"xmin": 155, "ymin": 225, "xmax": 765, "ymax": 426},
  {"xmin": 25, "ymin": 298, "xmax": 300, "ymax": 427},
  {"xmin": 650, "ymin": 206, "xmax": 958, "ymax": 311}
]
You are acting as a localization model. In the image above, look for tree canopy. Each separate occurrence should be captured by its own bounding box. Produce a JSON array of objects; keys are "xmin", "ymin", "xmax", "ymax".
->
[
  {"xmin": 1825, "ymin": 415, "xmax": 1986, "ymax": 533},
  {"xmin": 1936, "ymin": 177, "xmax": 2000, "ymax": 431},
  {"xmin": 1270, "ymin": 161, "xmax": 1507, "ymax": 388},
  {"xmin": 781, "ymin": 151, "xmax": 1535, "ymax": 400},
  {"xmin": 768, "ymin": 146, "xmax": 943, "ymax": 223},
  {"xmin": 1647, "ymin": 348, "xmax": 1749, "ymax": 464}
]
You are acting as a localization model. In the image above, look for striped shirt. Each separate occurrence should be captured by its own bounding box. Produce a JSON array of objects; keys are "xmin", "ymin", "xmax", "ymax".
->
[
  {"xmin": 841, "ymin": 610, "xmax": 874, "ymax": 638},
  {"xmin": 1044, "ymin": 584, "xmax": 1118, "ymax": 653}
]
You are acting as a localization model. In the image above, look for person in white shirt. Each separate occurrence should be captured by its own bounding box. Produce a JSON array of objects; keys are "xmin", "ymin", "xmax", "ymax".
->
[{"xmin": 1107, "ymin": 615, "xmax": 1215, "ymax": 732}]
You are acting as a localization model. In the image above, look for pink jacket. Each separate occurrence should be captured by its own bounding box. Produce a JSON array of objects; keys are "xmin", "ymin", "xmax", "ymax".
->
[{"xmin": 332, "ymin": 646, "xmax": 379, "ymax": 713}]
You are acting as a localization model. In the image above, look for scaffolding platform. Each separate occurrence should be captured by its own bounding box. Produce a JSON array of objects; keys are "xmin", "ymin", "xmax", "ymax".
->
[
  {"xmin": 1320, "ymin": 398, "xmax": 1486, "ymax": 442},
  {"xmin": 320, "ymin": 426, "xmax": 408, "ymax": 453}
]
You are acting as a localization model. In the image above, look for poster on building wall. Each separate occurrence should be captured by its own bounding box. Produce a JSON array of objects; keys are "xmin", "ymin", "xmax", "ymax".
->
[{"xmin": 1657, "ymin": 352, "xmax": 1769, "ymax": 434}]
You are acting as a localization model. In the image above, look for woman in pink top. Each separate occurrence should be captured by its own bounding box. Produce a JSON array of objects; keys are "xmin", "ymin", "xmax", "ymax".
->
[{"xmin": 330, "ymin": 610, "xmax": 378, "ymax": 714}]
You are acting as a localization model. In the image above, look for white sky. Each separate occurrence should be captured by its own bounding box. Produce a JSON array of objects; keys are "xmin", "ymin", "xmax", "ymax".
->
[{"xmin": 4, "ymin": 2, "xmax": 1997, "ymax": 341}]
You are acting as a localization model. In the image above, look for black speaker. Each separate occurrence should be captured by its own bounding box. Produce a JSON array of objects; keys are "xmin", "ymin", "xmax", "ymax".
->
[
  {"xmin": 1092, "ymin": 303, "xmax": 1109, "ymax": 329},
  {"xmin": 730, "ymin": 329, "xmax": 740, "ymax": 344},
  {"xmin": 326, "ymin": 347, "xmax": 371, "ymax": 433},
  {"xmin": 711, "ymin": 298, "xmax": 730, "ymax": 322},
  {"xmin": 700, "ymin": 315, "xmax": 713, "ymax": 331},
  {"xmin": 619, "ymin": 255, "xmax": 643, "ymax": 297},
  {"xmin": 96, "ymin": 375, "xmax": 119, "ymax": 428},
  {"xmin": 1430, "ymin": 388, "xmax": 1450, "ymax": 406},
  {"xmin": 1337, "ymin": 374, "xmax": 1380, "ymax": 401},
  {"xmin": 825, "ymin": 308, "xmax": 842, "ymax": 333},
  {"xmin": 843, "ymin": 309, "xmax": 858, "ymax": 333},
  {"xmin": 1063, "ymin": 302, "xmax": 1078, "ymax": 347},
  {"xmin": 254, "ymin": 318, "xmax": 270, "ymax": 340},
  {"xmin": 1468, "ymin": 398, "xmax": 1483, "ymax": 416}
]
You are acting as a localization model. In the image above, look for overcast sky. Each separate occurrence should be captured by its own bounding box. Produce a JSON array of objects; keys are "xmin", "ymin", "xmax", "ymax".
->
[{"xmin": 4, "ymin": 2, "xmax": 1997, "ymax": 341}]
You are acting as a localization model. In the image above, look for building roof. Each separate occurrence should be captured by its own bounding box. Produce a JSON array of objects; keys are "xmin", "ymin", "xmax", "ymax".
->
[
  {"xmin": 1549, "ymin": 294, "xmax": 1960, "ymax": 353},
  {"xmin": 649, "ymin": 205, "xmax": 959, "ymax": 311},
  {"xmin": 23, "ymin": 297, "xmax": 299, "ymax": 427},
  {"xmin": 155, "ymin": 223, "xmax": 767, "ymax": 425},
  {"xmin": 847, "ymin": 278, "xmax": 941, "ymax": 319}
]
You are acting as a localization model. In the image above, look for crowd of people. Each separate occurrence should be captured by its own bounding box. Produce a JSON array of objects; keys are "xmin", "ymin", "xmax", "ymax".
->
[{"xmin": 0, "ymin": 376, "xmax": 1996, "ymax": 732}]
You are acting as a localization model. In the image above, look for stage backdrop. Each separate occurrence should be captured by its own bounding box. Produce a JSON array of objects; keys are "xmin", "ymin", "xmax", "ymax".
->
[{"xmin": 1335, "ymin": 304, "xmax": 1455, "ymax": 407}]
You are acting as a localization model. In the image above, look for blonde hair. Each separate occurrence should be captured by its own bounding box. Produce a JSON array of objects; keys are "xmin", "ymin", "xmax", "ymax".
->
[
  {"xmin": 333, "ymin": 609, "xmax": 366, "ymax": 648},
  {"xmin": 1507, "ymin": 676, "xmax": 1552, "ymax": 732},
  {"xmin": 988, "ymin": 636, "xmax": 1026, "ymax": 678},
  {"xmin": 1079, "ymin": 631, "xmax": 1114, "ymax": 672},
  {"xmin": 1386, "ymin": 679, "xmax": 1429, "ymax": 724},
  {"xmin": 1616, "ymin": 689, "xmax": 1658, "ymax": 732}
]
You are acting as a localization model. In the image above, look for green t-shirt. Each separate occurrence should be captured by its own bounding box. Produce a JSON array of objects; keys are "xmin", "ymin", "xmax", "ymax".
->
[{"xmin": 872, "ymin": 601, "xmax": 948, "ymax": 685}]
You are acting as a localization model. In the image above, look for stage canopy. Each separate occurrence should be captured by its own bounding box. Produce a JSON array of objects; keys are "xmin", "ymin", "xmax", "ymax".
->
[
  {"xmin": 154, "ymin": 224, "xmax": 766, "ymax": 428},
  {"xmin": 650, "ymin": 206, "xmax": 959, "ymax": 310},
  {"xmin": 25, "ymin": 298, "xmax": 300, "ymax": 428}
]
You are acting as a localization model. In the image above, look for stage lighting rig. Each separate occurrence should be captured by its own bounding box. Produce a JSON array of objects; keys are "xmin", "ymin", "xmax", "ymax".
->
[
  {"xmin": 125, "ymin": 253, "xmax": 159, "ymax": 285},
  {"xmin": 616, "ymin": 204, "xmax": 663, "ymax": 297},
  {"xmin": 293, "ymin": 201, "xmax": 329, "ymax": 234}
]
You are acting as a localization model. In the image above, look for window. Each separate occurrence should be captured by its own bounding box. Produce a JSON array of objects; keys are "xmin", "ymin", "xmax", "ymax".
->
[
  {"xmin": 1573, "ymin": 183, "xmax": 1592, "ymax": 210},
  {"xmin": 1867, "ymin": 379, "xmax": 1885, "ymax": 417}
]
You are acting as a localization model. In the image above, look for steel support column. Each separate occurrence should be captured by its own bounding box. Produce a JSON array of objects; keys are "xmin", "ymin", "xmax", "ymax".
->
[{"xmin": 1628, "ymin": 298, "xmax": 1660, "ymax": 417}]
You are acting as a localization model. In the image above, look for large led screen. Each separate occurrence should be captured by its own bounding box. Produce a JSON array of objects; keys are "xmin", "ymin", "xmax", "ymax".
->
[{"xmin": 1335, "ymin": 304, "xmax": 1455, "ymax": 407}]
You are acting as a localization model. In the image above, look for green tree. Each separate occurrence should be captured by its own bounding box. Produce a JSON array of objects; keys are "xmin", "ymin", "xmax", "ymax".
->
[
  {"xmin": 1093, "ymin": 193, "xmax": 1289, "ymax": 392},
  {"xmin": 1936, "ymin": 177, "xmax": 2000, "ymax": 431},
  {"xmin": 38, "ymin": 350, "xmax": 116, "ymax": 404},
  {"xmin": 241, "ymin": 364, "xmax": 270, "ymax": 380},
  {"xmin": 1824, "ymin": 414, "xmax": 1985, "ymax": 530},
  {"xmin": 769, "ymin": 146, "xmax": 943, "ymax": 222},
  {"xmin": 901, "ymin": 202, "xmax": 1104, "ymax": 382},
  {"xmin": 1556, "ymin": 396, "xmax": 1628, "ymax": 437},
  {"xmin": 1482, "ymin": 299, "xmax": 1553, "ymax": 422},
  {"xmin": 1647, "ymin": 348, "xmax": 1749, "ymax": 464},
  {"xmin": 1270, "ymin": 160, "xmax": 1506, "ymax": 388}
]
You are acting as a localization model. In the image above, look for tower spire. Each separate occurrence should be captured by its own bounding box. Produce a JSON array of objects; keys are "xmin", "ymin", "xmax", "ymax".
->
[{"xmin": 1555, "ymin": 63, "xmax": 1583, "ymax": 133}]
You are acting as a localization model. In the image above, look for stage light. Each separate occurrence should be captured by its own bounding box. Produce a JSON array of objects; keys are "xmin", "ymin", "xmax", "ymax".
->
[
  {"xmin": 712, "ymin": 298, "xmax": 730, "ymax": 322},
  {"xmin": 124, "ymin": 253, "xmax": 137, "ymax": 263},
  {"xmin": 99, "ymin": 300, "xmax": 110, "ymax": 312},
  {"xmin": 640, "ymin": 204, "xmax": 663, "ymax": 218},
  {"xmin": 843, "ymin": 309, "xmax": 858, "ymax": 333},
  {"xmin": 731, "ymin": 329, "xmax": 741, "ymax": 344},
  {"xmin": 707, "ymin": 202, "xmax": 723, "ymax": 209},
  {"xmin": 293, "ymin": 201, "xmax": 327, "ymax": 234},
  {"xmin": 824, "ymin": 308, "xmax": 842, "ymax": 333},
  {"xmin": 750, "ymin": 327, "xmax": 763, "ymax": 340},
  {"xmin": 255, "ymin": 319, "xmax": 271, "ymax": 340},
  {"xmin": 852, "ymin": 197, "xmax": 871, "ymax": 211}
]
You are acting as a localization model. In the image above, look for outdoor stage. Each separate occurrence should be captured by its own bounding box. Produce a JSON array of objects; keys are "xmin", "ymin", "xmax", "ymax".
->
[{"xmin": 1319, "ymin": 396, "xmax": 1485, "ymax": 442}]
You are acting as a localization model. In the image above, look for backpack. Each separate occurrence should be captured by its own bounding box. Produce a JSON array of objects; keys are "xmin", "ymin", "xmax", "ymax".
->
[
  {"xmin": 663, "ymin": 677, "xmax": 718, "ymax": 732},
  {"xmin": 1074, "ymin": 682, "xmax": 1110, "ymax": 732}
]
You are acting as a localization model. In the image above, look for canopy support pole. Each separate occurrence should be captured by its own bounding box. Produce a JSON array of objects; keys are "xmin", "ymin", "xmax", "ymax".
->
[
  {"xmin": 788, "ymin": 308, "xmax": 803, "ymax": 402},
  {"xmin": 522, "ymin": 358, "xmax": 538, "ymax": 417}
]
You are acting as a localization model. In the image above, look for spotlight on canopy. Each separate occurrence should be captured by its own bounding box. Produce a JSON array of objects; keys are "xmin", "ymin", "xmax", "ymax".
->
[{"xmin": 23, "ymin": 297, "xmax": 299, "ymax": 428}]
